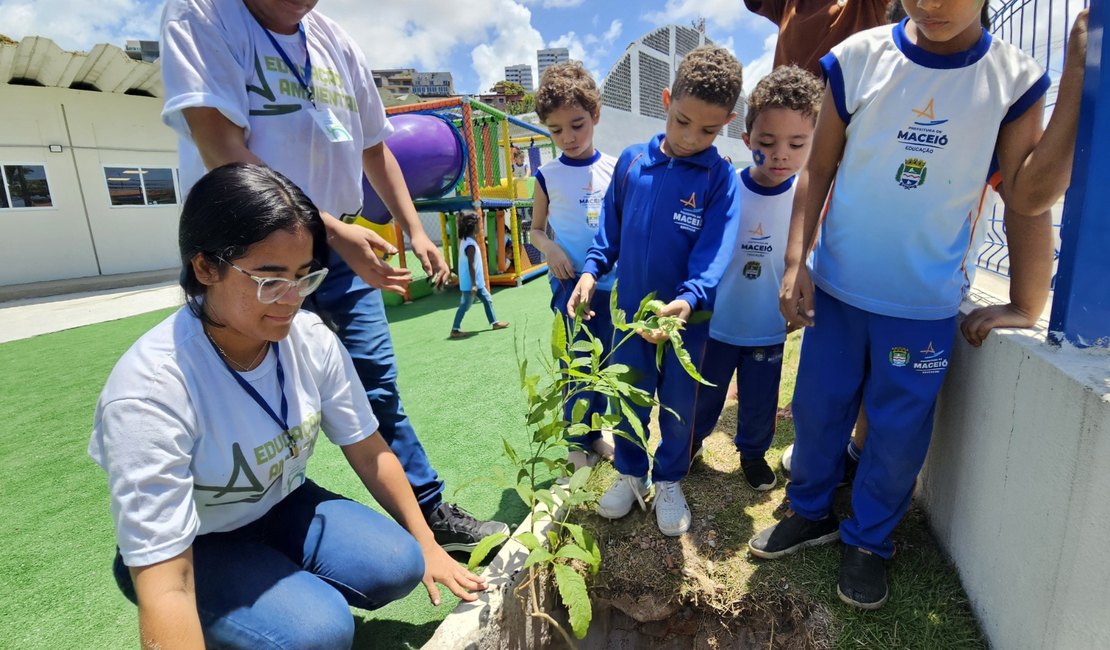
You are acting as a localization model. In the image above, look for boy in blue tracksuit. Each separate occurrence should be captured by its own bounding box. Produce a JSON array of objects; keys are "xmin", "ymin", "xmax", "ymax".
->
[{"xmin": 568, "ymin": 45, "xmax": 743, "ymax": 537}]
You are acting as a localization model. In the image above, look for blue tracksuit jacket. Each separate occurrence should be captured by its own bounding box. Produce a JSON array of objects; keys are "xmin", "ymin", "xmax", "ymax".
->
[
  {"xmin": 581, "ymin": 134, "xmax": 740, "ymax": 315},
  {"xmin": 580, "ymin": 134, "xmax": 740, "ymax": 482}
]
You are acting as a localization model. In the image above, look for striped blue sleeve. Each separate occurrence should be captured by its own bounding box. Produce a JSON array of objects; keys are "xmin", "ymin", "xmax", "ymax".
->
[{"xmin": 819, "ymin": 52, "xmax": 850, "ymax": 125}]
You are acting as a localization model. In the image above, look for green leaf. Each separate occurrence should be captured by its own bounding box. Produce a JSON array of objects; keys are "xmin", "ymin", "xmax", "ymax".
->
[
  {"xmin": 671, "ymin": 334, "xmax": 713, "ymax": 385},
  {"xmin": 516, "ymin": 531, "xmax": 542, "ymax": 551},
  {"xmin": 522, "ymin": 547, "xmax": 555, "ymax": 570},
  {"xmin": 569, "ymin": 398, "xmax": 588, "ymax": 425},
  {"xmin": 568, "ymin": 464, "xmax": 592, "ymax": 491},
  {"xmin": 515, "ymin": 483, "xmax": 534, "ymax": 507},
  {"xmin": 553, "ymin": 564, "xmax": 592, "ymax": 639},
  {"xmin": 655, "ymin": 339, "xmax": 665, "ymax": 370},
  {"xmin": 687, "ymin": 309, "xmax": 713, "ymax": 325},
  {"xmin": 467, "ymin": 532, "xmax": 509, "ymax": 570},
  {"xmin": 611, "ymin": 283, "xmax": 628, "ymax": 329},
  {"xmin": 502, "ymin": 438, "xmax": 520, "ymax": 465},
  {"xmin": 569, "ymin": 340, "xmax": 595, "ymax": 353},
  {"xmin": 551, "ymin": 312, "xmax": 567, "ymax": 362},
  {"xmin": 633, "ymin": 291, "xmax": 658, "ymax": 320},
  {"xmin": 555, "ymin": 544, "xmax": 597, "ymax": 565}
]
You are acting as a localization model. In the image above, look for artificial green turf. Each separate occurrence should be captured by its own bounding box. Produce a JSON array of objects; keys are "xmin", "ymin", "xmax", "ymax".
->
[{"xmin": 0, "ymin": 279, "xmax": 551, "ymax": 650}]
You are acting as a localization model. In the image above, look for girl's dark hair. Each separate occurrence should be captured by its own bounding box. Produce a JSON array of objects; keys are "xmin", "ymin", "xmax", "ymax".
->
[
  {"xmin": 457, "ymin": 210, "xmax": 480, "ymax": 239},
  {"xmin": 179, "ymin": 163, "xmax": 328, "ymax": 324}
]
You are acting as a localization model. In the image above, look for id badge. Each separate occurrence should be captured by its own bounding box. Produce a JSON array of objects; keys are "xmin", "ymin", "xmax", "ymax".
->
[
  {"xmin": 310, "ymin": 107, "xmax": 353, "ymax": 143},
  {"xmin": 281, "ymin": 446, "xmax": 309, "ymax": 497}
]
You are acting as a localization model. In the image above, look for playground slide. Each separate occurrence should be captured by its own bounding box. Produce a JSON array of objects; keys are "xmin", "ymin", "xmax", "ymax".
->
[{"xmin": 360, "ymin": 113, "xmax": 466, "ymax": 223}]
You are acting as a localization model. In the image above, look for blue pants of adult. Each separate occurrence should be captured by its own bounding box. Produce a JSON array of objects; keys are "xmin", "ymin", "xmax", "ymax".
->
[
  {"xmin": 692, "ymin": 338, "xmax": 784, "ymax": 459},
  {"xmin": 113, "ymin": 481, "xmax": 424, "ymax": 649},
  {"xmin": 550, "ymin": 277, "xmax": 614, "ymax": 449},
  {"xmin": 310, "ymin": 271, "xmax": 445, "ymax": 517},
  {"xmin": 788, "ymin": 288, "xmax": 956, "ymax": 558},
  {"xmin": 452, "ymin": 286, "xmax": 499, "ymax": 331},
  {"xmin": 612, "ymin": 323, "xmax": 710, "ymax": 482}
]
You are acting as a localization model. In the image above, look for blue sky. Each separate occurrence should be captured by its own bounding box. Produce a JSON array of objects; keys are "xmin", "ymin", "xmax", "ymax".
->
[{"xmin": 0, "ymin": 0, "xmax": 780, "ymax": 95}]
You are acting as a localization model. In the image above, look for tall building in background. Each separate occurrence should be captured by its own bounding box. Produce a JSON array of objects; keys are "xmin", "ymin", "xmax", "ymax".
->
[
  {"xmin": 594, "ymin": 24, "xmax": 748, "ymax": 163},
  {"xmin": 536, "ymin": 47, "xmax": 569, "ymax": 81},
  {"xmin": 503, "ymin": 63, "xmax": 534, "ymax": 92}
]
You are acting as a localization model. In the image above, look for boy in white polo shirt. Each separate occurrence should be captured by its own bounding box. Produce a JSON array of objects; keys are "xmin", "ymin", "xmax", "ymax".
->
[
  {"xmin": 530, "ymin": 61, "xmax": 618, "ymax": 469},
  {"xmin": 692, "ymin": 65, "xmax": 823, "ymax": 492}
]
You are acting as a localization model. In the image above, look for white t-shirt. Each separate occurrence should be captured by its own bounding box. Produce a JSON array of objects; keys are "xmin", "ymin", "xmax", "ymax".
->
[
  {"xmin": 89, "ymin": 308, "xmax": 379, "ymax": 567},
  {"xmin": 812, "ymin": 20, "xmax": 1048, "ymax": 319},
  {"xmin": 160, "ymin": 0, "xmax": 392, "ymax": 219},
  {"xmin": 535, "ymin": 151, "xmax": 617, "ymax": 290},
  {"xmin": 458, "ymin": 237, "xmax": 485, "ymax": 291},
  {"xmin": 711, "ymin": 167, "xmax": 794, "ymax": 346}
]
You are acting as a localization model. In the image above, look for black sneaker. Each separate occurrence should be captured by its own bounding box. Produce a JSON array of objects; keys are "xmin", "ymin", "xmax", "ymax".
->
[
  {"xmin": 427, "ymin": 502, "xmax": 511, "ymax": 552},
  {"xmin": 740, "ymin": 457, "xmax": 777, "ymax": 491},
  {"xmin": 748, "ymin": 510, "xmax": 840, "ymax": 559},
  {"xmin": 837, "ymin": 545, "xmax": 889, "ymax": 609},
  {"xmin": 840, "ymin": 445, "xmax": 860, "ymax": 488}
]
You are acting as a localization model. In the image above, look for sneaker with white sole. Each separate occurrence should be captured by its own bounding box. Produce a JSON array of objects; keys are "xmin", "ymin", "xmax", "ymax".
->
[
  {"xmin": 654, "ymin": 480, "xmax": 691, "ymax": 536},
  {"xmin": 597, "ymin": 474, "xmax": 650, "ymax": 519}
]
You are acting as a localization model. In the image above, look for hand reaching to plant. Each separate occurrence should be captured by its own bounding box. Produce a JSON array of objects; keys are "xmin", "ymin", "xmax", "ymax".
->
[
  {"xmin": 567, "ymin": 273, "xmax": 597, "ymax": 320},
  {"xmin": 420, "ymin": 540, "xmax": 488, "ymax": 606},
  {"xmin": 639, "ymin": 299, "xmax": 691, "ymax": 343}
]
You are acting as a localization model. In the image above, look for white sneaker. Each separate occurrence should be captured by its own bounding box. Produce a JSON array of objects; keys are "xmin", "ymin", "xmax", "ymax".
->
[
  {"xmin": 654, "ymin": 480, "xmax": 691, "ymax": 536},
  {"xmin": 597, "ymin": 474, "xmax": 650, "ymax": 519},
  {"xmin": 781, "ymin": 443, "xmax": 794, "ymax": 476}
]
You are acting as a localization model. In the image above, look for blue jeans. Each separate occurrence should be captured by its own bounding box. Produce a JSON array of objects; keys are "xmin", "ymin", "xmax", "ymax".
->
[
  {"xmin": 693, "ymin": 338, "xmax": 784, "ymax": 459},
  {"xmin": 451, "ymin": 286, "xmax": 498, "ymax": 330},
  {"xmin": 550, "ymin": 277, "xmax": 613, "ymax": 449},
  {"xmin": 113, "ymin": 481, "xmax": 424, "ymax": 649},
  {"xmin": 309, "ymin": 266, "xmax": 445, "ymax": 516}
]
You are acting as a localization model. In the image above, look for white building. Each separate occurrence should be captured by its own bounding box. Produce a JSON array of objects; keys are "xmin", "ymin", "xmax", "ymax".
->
[
  {"xmin": 503, "ymin": 63, "xmax": 534, "ymax": 92},
  {"xmin": 537, "ymin": 47, "xmax": 569, "ymax": 82},
  {"xmin": 595, "ymin": 25, "xmax": 748, "ymax": 164},
  {"xmin": 0, "ymin": 36, "xmax": 180, "ymax": 287}
]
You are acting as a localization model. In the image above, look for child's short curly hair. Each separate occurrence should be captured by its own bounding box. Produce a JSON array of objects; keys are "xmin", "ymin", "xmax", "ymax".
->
[
  {"xmin": 535, "ymin": 61, "xmax": 601, "ymax": 121},
  {"xmin": 671, "ymin": 46, "xmax": 744, "ymax": 110},
  {"xmin": 744, "ymin": 65, "xmax": 823, "ymax": 133}
]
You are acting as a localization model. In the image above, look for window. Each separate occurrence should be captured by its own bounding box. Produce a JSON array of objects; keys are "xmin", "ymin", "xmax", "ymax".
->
[
  {"xmin": 104, "ymin": 166, "xmax": 179, "ymax": 206},
  {"xmin": 1, "ymin": 164, "xmax": 53, "ymax": 208}
]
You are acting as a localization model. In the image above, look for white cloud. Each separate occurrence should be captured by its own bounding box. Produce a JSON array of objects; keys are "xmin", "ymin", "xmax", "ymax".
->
[
  {"xmin": 0, "ymin": 0, "xmax": 160, "ymax": 51},
  {"xmin": 643, "ymin": 0, "xmax": 765, "ymax": 31},
  {"xmin": 520, "ymin": 0, "xmax": 586, "ymax": 7},
  {"xmin": 741, "ymin": 33, "xmax": 777, "ymax": 96},
  {"xmin": 549, "ymin": 19, "xmax": 622, "ymax": 85}
]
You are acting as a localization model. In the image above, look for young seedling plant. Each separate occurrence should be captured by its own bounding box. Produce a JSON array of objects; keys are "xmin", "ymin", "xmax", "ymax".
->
[{"xmin": 468, "ymin": 284, "xmax": 712, "ymax": 645}]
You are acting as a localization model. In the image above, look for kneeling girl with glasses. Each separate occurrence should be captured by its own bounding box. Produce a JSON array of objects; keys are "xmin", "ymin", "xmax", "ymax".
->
[{"xmin": 89, "ymin": 163, "xmax": 486, "ymax": 649}]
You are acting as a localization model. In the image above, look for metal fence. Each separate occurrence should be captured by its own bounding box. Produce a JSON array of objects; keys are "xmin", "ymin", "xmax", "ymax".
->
[{"xmin": 975, "ymin": 0, "xmax": 1090, "ymax": 284}]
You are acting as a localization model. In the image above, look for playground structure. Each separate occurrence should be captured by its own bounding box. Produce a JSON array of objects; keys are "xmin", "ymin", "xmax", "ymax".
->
[{"xmin": 358, "ymin": 97, "xmax": 556, "ymax": 300}]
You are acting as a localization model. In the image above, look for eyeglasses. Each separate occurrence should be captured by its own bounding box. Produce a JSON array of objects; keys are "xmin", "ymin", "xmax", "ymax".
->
[{"xmin": 219, "ymin": 258, "xmax": 329, "ymax": 304}]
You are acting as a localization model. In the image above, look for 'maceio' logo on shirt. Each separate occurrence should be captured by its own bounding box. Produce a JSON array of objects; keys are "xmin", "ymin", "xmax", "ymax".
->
[{"xmin": 673, "ymin": 192, "xmax": 703, "ymax": 232}]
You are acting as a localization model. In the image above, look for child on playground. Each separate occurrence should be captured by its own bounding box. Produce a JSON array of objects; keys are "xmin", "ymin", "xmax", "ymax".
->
[
  {"xmin": 749, "ymin": 1, "xmax": 1089, "ymax": 610},
  {"xmin": 511, "ymin": 145, "xmax": 530, "ymax": 178},
  {"xmin": 531, "ymin": 61, "xmax": 619, "ymax": 470},
  {"xmin": 692, "ymin": 65, "xmax": 823, "ymax": 493},
  {"xmin": 568, "ymin": 45, "xmax": 743, "ymax": 536},
  {"xmin": 450, "ymin": 210, "xmax": 509, "ymax": 338}
]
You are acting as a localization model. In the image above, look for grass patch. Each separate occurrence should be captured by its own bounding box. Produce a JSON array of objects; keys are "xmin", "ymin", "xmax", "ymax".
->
[{"xmin": 576, "ymin": 331, "xmax": 985, "ymax": 649}]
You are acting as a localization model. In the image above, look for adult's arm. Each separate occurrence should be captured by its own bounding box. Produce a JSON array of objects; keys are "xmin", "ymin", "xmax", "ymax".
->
[
  {"xmin": 779, "ymin": 86, "xmax": 846, "ymax": 328},
  {"xmin": 362, "ymin": 143, "xmax": 450, "ymax": 287},
  {"xmin": 341, "ymin": 434, "xmax": 487, "ymax": 605},
  {"xmin": 181, "ymin": 107, "xmax": 412, "ymax": 293},
  {"xmin": 129, "ymin": 550, "xmax": 203, "ymax": 649}
]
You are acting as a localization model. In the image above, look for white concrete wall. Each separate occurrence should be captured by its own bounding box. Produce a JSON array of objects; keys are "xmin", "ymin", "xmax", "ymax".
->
[
  {"xmin": 921, "ymin": 308, "xmax": 1110, "ymax": 649},
  {"xmin": 0, "ymin": 85, "xmax": 179, "ymax": 286}
]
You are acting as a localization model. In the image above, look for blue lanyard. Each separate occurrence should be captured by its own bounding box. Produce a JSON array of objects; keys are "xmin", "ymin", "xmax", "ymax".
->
[
  {"xmin": 206, "ymin": 337, "xmax": 300, "ymax": 458},
  {"xmin": 256, "ymin": 18, "xmax": 314, "ymax": 107}
]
